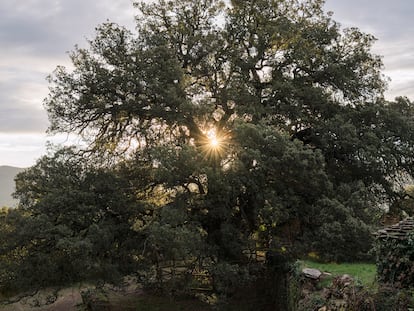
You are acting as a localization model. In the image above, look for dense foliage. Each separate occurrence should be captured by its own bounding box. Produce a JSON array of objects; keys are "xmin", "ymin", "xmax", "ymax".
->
[
  {"xmin": 2, "ymin": 0, "xmax": 414, "ymax": 303},
  {"xmin": 375, "ymin": 233, "xmax": 414, "ymax": 288},
  {"xmin": 0, "ymin": 149, "xmax": 143, "ymax": 292}
]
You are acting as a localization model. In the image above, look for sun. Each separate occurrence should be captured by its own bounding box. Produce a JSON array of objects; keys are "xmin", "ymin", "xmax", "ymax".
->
[
  {"xmin": 208, "ymin": 132, "xmax": 221, "ymax": 149},
  {"xmin": 210, "ymin": 137, "xmax": 219, "ymax": 147},
  {"xmin": 201, "ymin": 128, "xmax": 227, "ymax": 159}
]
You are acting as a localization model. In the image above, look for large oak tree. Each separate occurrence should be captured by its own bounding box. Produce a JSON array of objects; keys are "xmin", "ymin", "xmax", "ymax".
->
[{"xmin": 7, "ymin": 0, "xmax": 414, "ymax": 298}]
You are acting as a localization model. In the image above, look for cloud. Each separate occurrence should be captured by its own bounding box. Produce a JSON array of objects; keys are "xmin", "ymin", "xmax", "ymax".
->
[
  {"xmin": 0, "ymin": 0, "xmax": 136, "ymax": 135},
  {"xmin": 0, "ymin": 67, "xmax": 48, "ymax": 132},
  {"xmin": 326, "ymin": 0, "xmax": 414, "ymax": 100},
  {"xmin": 0, "ymin": 0, "xmax": 136, "ymax": 166},
  {"xmin": 0, "ymin": 132, "xmax": 85, "ymax": 167},
  {"xmin": 326, "ymin": 0, "xmax": 414, "ymax": 40},
  {"xmin": 0, "ymin": 133, "xmax": 48, "ymax": 167},
  {"xmin": 0, "ymin": 0, "xmax": 135, "ymax": 57}
]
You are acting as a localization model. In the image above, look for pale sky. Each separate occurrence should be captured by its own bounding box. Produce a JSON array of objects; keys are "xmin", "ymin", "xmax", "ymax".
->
[{"xmin": 0, "ymin": 0, "xmax": 413, "ymax": 167}]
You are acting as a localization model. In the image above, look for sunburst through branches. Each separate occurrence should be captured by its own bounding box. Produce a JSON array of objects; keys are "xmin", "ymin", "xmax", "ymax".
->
[{"xmin": 201, "ymin": 128, "xmax": 228, "ymax": 160}]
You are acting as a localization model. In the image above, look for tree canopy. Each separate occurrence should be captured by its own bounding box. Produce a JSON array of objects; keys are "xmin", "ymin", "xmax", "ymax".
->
[{"xmin": 4, "ymin": 0, "xmax": 414, "ymax": 300}]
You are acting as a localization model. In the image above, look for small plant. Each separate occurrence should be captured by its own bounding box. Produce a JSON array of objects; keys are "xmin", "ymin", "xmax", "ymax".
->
[{"xmin": 297, "ymin": 293, "xmax": 326, "ymax": 311}]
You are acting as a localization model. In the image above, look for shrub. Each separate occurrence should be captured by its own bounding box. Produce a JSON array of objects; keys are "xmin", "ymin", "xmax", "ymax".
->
[
  {"xmin": 375, "ymin": 232, "xmax": 414, "ymax": 287},
  {"xmin": 373, "ymin": 286, "xmax": 414, "ymax": 311}
]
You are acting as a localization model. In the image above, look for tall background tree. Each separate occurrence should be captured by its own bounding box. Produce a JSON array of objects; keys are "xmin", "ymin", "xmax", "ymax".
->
[{"xmin": 5, "ymin": 0, "xmax": 414, "ymax": 302}]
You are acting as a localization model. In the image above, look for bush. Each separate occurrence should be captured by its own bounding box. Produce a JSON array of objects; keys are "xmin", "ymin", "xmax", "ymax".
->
[
  {"xmin": 373, "ymin": 286, "xmax": 414, "ymax": 311},
  {"xmin": 375, "ymin": 232, "xmax": 414, "ymax": 287}
]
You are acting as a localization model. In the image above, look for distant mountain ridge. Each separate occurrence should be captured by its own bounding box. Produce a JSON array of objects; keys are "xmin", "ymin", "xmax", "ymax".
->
[{"xmin": 0, "ymin": 166, "xmax": 25, "ymax": 207}]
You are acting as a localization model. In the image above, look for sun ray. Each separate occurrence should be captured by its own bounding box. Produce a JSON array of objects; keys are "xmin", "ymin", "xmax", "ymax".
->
[{"xmin": 200, "ymin": 128, "xmax": 229, "ymax": 161}]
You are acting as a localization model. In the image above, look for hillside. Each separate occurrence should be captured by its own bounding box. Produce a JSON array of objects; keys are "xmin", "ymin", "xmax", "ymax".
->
[{"xmin": 0, "ymin": 166, "xmax": 25, "ymax": 207}]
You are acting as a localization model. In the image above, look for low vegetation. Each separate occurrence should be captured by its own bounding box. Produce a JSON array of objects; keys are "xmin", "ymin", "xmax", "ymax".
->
[
  {"xmin": 375, "ymin": 229, "xmax": 414, "ymax": 288},
  {"xmin": 304, "ymin": 260, "xmax": 377, "ymax": 287},
  {"xmin": 296, "ymin": 260, "xmax": 414, "ymax": 310}
]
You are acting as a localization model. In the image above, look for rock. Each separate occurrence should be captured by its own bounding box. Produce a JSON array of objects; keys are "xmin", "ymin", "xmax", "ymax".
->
[
  {"xmin": 320, "ymin": 272, "xmax": 332, "ymax": 280},
  {"xmin": 340, "ymin": 274, "xmax": 353, "ymax": 286},
  {"xmin": 302, "ymin": 268, "xmax": 322, "ymax": 279}
]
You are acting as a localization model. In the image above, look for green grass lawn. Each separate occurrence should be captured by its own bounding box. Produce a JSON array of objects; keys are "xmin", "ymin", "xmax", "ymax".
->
[{"xmin": 303, "ymin": 260, "xmax": 377, "ymax": 287}]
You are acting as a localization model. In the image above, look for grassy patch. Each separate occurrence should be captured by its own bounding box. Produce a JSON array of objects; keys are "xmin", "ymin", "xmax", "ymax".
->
[{"xmin": 303, "ymin": 260, "xmax": 377, "ymax": 287}]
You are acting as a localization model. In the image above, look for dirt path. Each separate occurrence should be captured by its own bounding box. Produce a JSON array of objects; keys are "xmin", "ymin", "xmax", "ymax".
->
[{"xmin": 0, "ymin": 287, "xmax": 83, "ymax": 311}]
